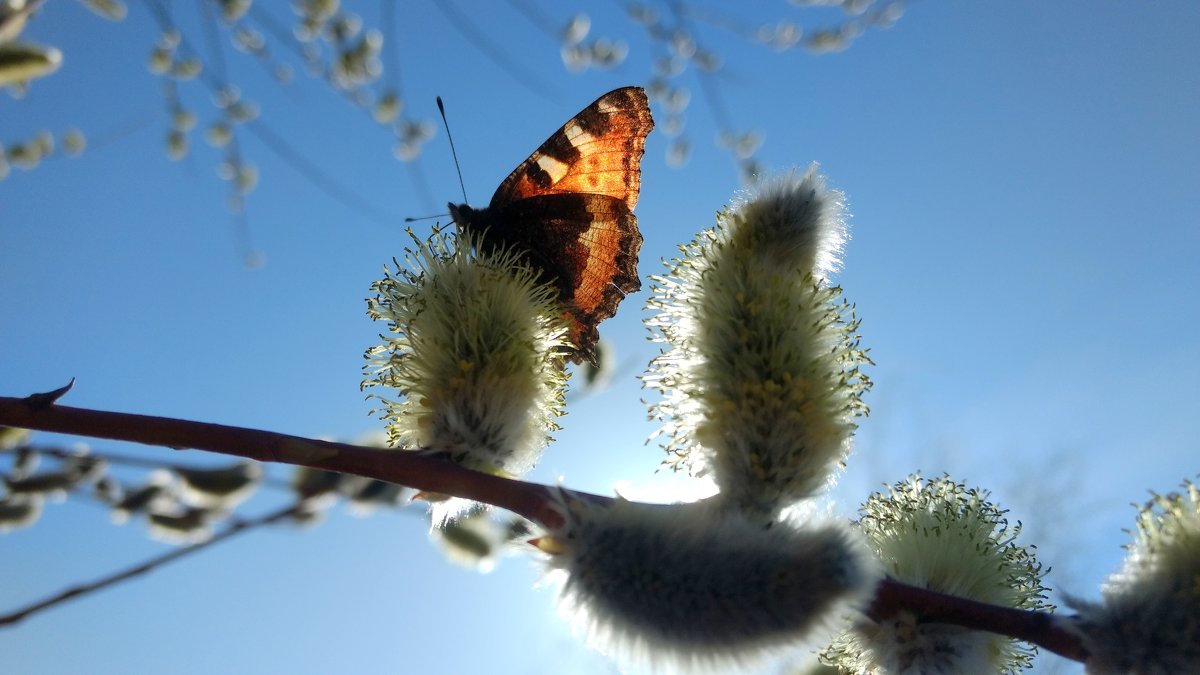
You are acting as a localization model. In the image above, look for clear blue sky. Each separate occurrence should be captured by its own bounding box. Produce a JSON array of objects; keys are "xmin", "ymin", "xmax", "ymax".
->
[{"xmin": 2, "ymin": 2, "xmax": 1198, "ymax": 673}]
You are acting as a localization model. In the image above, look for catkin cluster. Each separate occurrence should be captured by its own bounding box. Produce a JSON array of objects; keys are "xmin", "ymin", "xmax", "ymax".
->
[{"xmin": 542, "ymin": 168, "xmax": 880, "ymax": 671}]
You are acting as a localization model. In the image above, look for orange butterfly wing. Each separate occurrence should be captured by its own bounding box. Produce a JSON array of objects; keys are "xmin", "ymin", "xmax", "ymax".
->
[
  {"xmin": 490, "ymin": 86, "xmax": 652, "ymax": 212},
  {"xmin": 451, "ymin": 87, "xmax": 653, "ymax": 364}
]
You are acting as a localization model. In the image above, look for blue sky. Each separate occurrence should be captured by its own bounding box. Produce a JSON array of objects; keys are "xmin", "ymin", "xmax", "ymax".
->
[{"xmin": 2, "ymin": 1, "xmax": 1198, "ymax": 673}]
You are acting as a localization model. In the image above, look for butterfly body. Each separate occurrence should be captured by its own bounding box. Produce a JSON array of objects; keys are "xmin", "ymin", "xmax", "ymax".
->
[{"xmin": 449, "ymin": 86, "xmax": 653, "ymax": 364}]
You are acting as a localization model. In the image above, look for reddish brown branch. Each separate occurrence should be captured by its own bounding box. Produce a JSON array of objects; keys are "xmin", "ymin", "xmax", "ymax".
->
[
  {"xmin": 0, "ymin": 394, "xmax": 580, "ymax": 529},
  {"xmin": 0, "ymin": 393, "xmax": 1087, "ymax": 662},
  {"xmin": 868, "ymin": 578, "xmax": 1087, "ymax": 662}
]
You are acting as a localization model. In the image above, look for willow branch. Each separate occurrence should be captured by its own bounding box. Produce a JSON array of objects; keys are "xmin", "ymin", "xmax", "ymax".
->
[
  {"xmin": 0, "ymin": 393, "xmax": 579, "ymax": 529},
  {"xmin": 0, "ymin": 501, "xmax": 304, "ymax": 627},
  {"xmin": 867, "ymin": 578, "xmax": 1087, "ymax": 663},
  {"xmin": 0, "ymin": 391, "xmax": 1087, "ymax": 662}
]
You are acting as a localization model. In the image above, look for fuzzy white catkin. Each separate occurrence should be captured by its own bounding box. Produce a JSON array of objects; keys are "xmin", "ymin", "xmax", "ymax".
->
[
  {"xmin": 364, "ymin": 231, "xmax": 569, "ymax": 521},
  {"xmin": 174, "ymin": 462, "xmax": 262, "ymax": 511},
  {"xmin": 728, "ymin": 167, "xmax": 848, "ymax": 284},
  {"xmin": 1068, "ymin": 481, "xmax": 1200, "ymax": 674},
  {"xmin": 0, "ymin": 494, "xmax": 43, "ymax": 532},
  {"xmin": 645, "ymin": 166, "xmax": 871, "ymax": 525},
  {"xmin": 823, "ymin": 475, "xmax": 1049, "ymax": 674},
  {"xmin": 545, "ymin": 497, "xmax": 878, "ymax": 672}
]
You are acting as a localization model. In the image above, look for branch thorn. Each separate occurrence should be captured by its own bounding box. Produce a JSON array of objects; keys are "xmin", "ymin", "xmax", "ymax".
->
[{"xmin": 24, "ymin": 378, "xmax": 76, "ymax": 408}]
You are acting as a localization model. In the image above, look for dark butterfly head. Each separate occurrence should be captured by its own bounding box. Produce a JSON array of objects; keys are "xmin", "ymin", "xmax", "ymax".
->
[
  {"xmin": 447, "ymin": 202, "xmax": 476, "ymax": 234},
  {"xmin": 448, "ymin": 202, "xmax": 501, "ymax": 255}
]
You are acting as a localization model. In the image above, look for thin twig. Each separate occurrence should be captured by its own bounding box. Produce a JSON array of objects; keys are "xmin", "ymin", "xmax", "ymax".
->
[
  {"xmin": 15, "ymin": 444, "xmax": 294, "ymax": 491},
  {"xmin": 430, "ymin": 0, "xmax": 561, "ymax": 102},
  {"xmin": 242, "ymin": 120, "xmax": 405, "ymax": 228},
  {"xmin": 0, "ymin": 501, "xmax": 305, "ymax": 627},
  {"xmin": 503, "ymin": 0, "xmax": 561, "ymax": 39},
  {"xmin": 381, "ymin": 0, "xmax": 403, "ymax": 92},
  {"xmin": 144, "ymin": 0, "xmax": 403, "ymax": 231}
]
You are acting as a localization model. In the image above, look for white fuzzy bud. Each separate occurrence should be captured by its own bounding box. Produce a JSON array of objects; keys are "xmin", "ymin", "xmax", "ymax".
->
[
  {"xmin": 338, "ymin": 475, "xmax": 408, "ymax": 514},
  {"xmin": 0, "ymin": 426, "xmax": 30, "ymax": 451},
  {"xmin": 110, "ymin": 470, "xmax": 174, "ymax": 524},
  {"xmin": 147, "ymin": 506, "xmax": 212, "ymax": 545},
  {"xmin": 645, "ymin": 167, "xmax": 871, "ymax": 524},
  {"xmin": 364, "ymin": 230, "xmax": 570, "ymax": 522},
  {"xmin": 728, "ymin": 167, "xmax": 847, "ymax": 284},
  {"xmin": 431, "ymin": 509, "xmax": 507, "ymax": 573},
  {"xmin": 0, "ymin": 494, "xmax": 43, "ymax": 532},
  {"xmin": 544, "ymin": 496, "xmax": 878, "ymax": 672},
  {"xmin": 3, "ymin": 454, "xmax": 104, "ymax": 499},
  {"xmin": 174, "ymin": 462, "xmax": 262, "ymax": 510},
  {"xmin": 1068, "ymin": 480, "xmax": 1200, "ymax": 674},
  {"xmin": 824, "ymin": 475, "xmax": 1050, "ymax": 674}
]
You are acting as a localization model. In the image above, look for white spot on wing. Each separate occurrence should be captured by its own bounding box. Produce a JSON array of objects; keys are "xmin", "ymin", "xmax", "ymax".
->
[
  {"xmin": 596, "ymin": 95, "xmax": 623, "ymax": 114},
  {"xmin": 564, "ymin": 120, "xmax": 597, "ymax": 146},
  {"xmin": 536, "ymin": 154, "xmax": 570, "ymax": 183}
]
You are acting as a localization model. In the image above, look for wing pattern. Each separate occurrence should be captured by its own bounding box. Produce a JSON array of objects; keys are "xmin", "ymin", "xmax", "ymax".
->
[{"xmin": 450, "ymin": 87, "xmax": 654, "ymax": 364}]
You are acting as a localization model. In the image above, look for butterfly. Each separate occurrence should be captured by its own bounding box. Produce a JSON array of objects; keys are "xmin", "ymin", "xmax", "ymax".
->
[{"xmin": 449, "ymin": 86, "xmax": 654, "ymax": 365}]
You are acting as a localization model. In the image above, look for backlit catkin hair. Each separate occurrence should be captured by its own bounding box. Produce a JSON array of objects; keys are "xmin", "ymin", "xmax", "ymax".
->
[
  {"xmin": 823, "ymin": 475, "xmax": 1050, "ymax": 674},
  {"xmin": 364, "ymin": 229, "xmax": 570, "ymax": 522},
  {"xmin": 543, "ymin": 496, "xmax": 878, "ymax": 672},
  {"xmin": 1068, "ymin": 480, "xmax": 1200, "ymax": 674},
  {"xmin": 645, "ymin": 167, "xmax": 871, "ymax": 525}
]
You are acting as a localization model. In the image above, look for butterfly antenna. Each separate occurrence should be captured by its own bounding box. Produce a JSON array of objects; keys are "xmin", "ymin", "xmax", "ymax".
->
[
  {"xmin": 404, "ymin": 212, "xmax": 449, "ymax": 223},
  {"xmin": 437, "ymin": 96, "xmax": 470, "ymax": 205}
]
